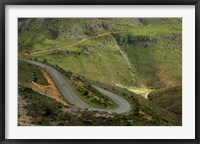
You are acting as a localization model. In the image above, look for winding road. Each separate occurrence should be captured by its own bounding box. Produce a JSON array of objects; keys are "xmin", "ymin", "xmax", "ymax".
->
[{"xmin": 19, "ymin": 59, "xmax": 132, "ymax": 114}]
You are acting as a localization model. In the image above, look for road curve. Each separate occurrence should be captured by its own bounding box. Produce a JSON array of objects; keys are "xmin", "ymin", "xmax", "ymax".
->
[{"xmin": 19, "ymin": 59, "xmax": 132, "ymax": 114}]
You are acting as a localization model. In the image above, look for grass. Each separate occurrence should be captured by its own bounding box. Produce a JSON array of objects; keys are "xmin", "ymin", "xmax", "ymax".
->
[
  {"xmin": 18, "ymin": 60, "xmax": 48, "ymax": 86},
  {"xmin": 90, "ymin": 80, "xmax": 182, "ymax": 125},
  {"xmin": 18, "ymin": 18, "xmax": 182, "ymax": 89},
  {"xmin": 118, "ymin": 34, "xmax": 182, "ymax": 88},
  {"xmin": 19, "ymin": 58, "xmax": 118, "ymax": 110},
  {"xmin": 127, "ymin": 87, "xmax": 154, "ymax": 95},
  {"xmin": 19, "ymin": 85, "xmax": 181, "ymax": 126},
  {"xmin": 33, "ymin": 38, "xmax": 78, "ymax": 52},
  {"xmin": 18, "ymin": 86, "xmax": 69, "ymax": 126},
  {"xmin": 111, "ymin": 23, "xmax": 182, "ymax": 37},
  {"xmin": 140, "ymin": 18, "xmax": 182, "ymax": 26},
  {"xmin": 62, "ymin": 73, "xmax": 118, "ymax": 110},
  {"xmin": 18, "ymin": 18, "xmax": 182, "ymax": 126},
  {"xmin": 18, "ymin": 18, "xmax": 107, "ymax": 53},
  {"xmin": 148, "ymin": 86, "xmax": 182, "ymax": 116},
  {"xmin": 33, "ymin": 38, "xmax": 133, "ymax": 87},
  {"xmin": 110, "ymin": 19, "xmax": 182, "ymax": 88}
]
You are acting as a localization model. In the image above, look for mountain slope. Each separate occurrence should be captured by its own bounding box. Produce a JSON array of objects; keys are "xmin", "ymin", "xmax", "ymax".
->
[
  {"xmin": 18, "ymin": 18, "xmax": 182, "ymax": 126},
  {"xmin": 18, "ymin": 18, "xmax": 182, "ymax": 88},
  {"xmin": 148, "ymin": 86, "xmax": 182, "ymax": 116}
]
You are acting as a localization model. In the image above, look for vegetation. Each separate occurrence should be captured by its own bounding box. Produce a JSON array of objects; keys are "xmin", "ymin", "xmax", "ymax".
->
[
  {"xmin": 32, "ymin": 37, "xmax": 134, "ymax": 87},
  {"xmin": 18, "ymin": 18, "xmax": 181, "ymax": 88},
  {"xmin": 18, "ymin": 60, "xmax": 48, "ymax": 86},
  {"xmin": 90, "ymin": 80, "xmax": 182, "ymax": 125},
  {"xmin": 148, "ymin": 86, "xmax": 182, "ymax": 116},
  {"xmin": 54, "ymin": 65, "xmax": 118, "ymax": 110},
  {"xmin": 18, "ymin": 59, "xmax": 118, "ymax": 110},
  {"xmin": 126, "ymin": 87, "xmax": 154, "ymax": 95},
  {"xmin": 18, "ymin": 18, "xmax": 182, "ymax": 126},
  {"xmin": 18, "ymin": 85, "xmax": 181, "ymax": 126},
  {"xmin": 118, "ymin": 35, "xmax": 181, "ymax": 88}
]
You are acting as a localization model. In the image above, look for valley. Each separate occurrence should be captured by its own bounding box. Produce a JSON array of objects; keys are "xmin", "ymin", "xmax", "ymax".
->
[{"xmin": 18, "ymin": 18, "xmax": 182, "ymax": 126}]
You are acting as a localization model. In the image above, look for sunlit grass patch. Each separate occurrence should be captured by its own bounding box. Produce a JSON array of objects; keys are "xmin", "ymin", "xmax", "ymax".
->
[{"xmin": 127, "ymin": 87, "xmax": 155, "ymax": 95}]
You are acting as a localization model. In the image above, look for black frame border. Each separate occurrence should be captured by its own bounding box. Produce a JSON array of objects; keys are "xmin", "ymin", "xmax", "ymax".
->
[{"xmin": 0, "ymin": 0, "xmax": 200, "ymax": 144}]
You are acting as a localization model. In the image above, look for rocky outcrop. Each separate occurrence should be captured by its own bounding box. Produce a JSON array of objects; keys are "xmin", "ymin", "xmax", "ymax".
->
[
  {"xmin": 115, "ymin": 35, "xmax": 156, "ymax": 45},
  {"xmin": 127, "ymin": 35, "xmax": 156, "ymax": 44}
]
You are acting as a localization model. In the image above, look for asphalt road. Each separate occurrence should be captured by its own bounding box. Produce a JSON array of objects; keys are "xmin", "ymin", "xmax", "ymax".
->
[{"xmin": 19, "ymin": 59, "xmax": 132, "ymax": 114}]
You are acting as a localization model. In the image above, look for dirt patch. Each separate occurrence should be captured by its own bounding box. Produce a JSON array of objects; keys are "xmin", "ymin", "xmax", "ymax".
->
[
  {"xmin": 139, "ymin": 111, "xmax": 152, "ymax": 121},
  {"xmin": 154, "ymin": 69, "xmax": 176, "ymax": 88},
  {"xmin": 30, "ymin": 69, "xmax": 68, "ymax": 106}
]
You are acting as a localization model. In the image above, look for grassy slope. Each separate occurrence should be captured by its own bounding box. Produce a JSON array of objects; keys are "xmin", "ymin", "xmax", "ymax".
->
[
  {"xmin": 18, "ymin": 58, "xmax": 181, "ymax": 126},
  {"xmin": 62, "ymin": 71, "xmax": 118, "ymax": 110},
  {"xmin": 140, "ymin": 18, "xmax": 182, "ymax": 26},
  {"xmin": 18, "ymin": 86, "xmax": 69, "ymax": 126},
  {"xmin": 148, "ymin": 86, "xmax": 182, "ymax": 116},
  {"xmin": 33, "ymin": 36, "xmax": 134, "ymax": 87},
  {"xmin": 91, "ymin": 81, "xmax": 181, "ymax": 125},
  {"xmin": 18, "ymin": 60, "xmax": 48, "ymax": 86},
  {"xmin": 120, "ymin": 36, "xmax": 181, "ymax": 88},
  {"xmin": 111, "ymin": 19, "xmax": 182, "ymax": 88},
  {"xmin": 19, "ymin": 84, "xmax": 181, "ymax": 126},
  {"xmin": 18, "ymin": 18, "xmax": 182, "ymax": 88},
  {"xmin": 19, "ymin": 61, "xmax": 180, "ymax": 125},
  {"xmin": 18, "ymin": 18, "xmax": 182, "ymax": 125},
  {"xmin": 18, "ymin": 18, "xmax": 114, "ymax": 53},
  {"xmin": 19, "ymin": 59, "xmax": 118, "ymax": 110}
]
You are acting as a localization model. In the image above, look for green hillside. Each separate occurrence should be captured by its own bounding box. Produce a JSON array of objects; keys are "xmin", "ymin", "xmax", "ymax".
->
[
  {"xmin": 18, "ymin": 60, "xmax": 118, "ymax": 110},
  {"xmin": 112, "ymin": 19, "xmax": 182, "ymax": 88},
  {"xmin": 18, "ymin": 18, "xmax": 182, "ymax": 89},
  {"xmin": 18, "ymin": 60, "xmax": 48, "ymax": 87},
  {"xmin": 18, "ymin": 18, "xmax": 182, "ymax": 126},
  {"xmin": 148, "ymin": 86, "xmax": 182, "ymax": 116},
  {"xmin": 18, "ymin": 74, "xmax": 181, "ymax": 126}
]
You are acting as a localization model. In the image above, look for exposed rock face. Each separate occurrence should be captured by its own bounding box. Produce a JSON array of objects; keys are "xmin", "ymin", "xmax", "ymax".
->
[
  {"xmin": 115, "ymin": 35, "xmax": 156, "ymax": 46},
  {"xmin": 127, "ymin": 35, "xmax": 156, "ymax": 44},
  {"xmin": 116, "ymin": 36, "xmax": 125, "ymax": 45}
]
